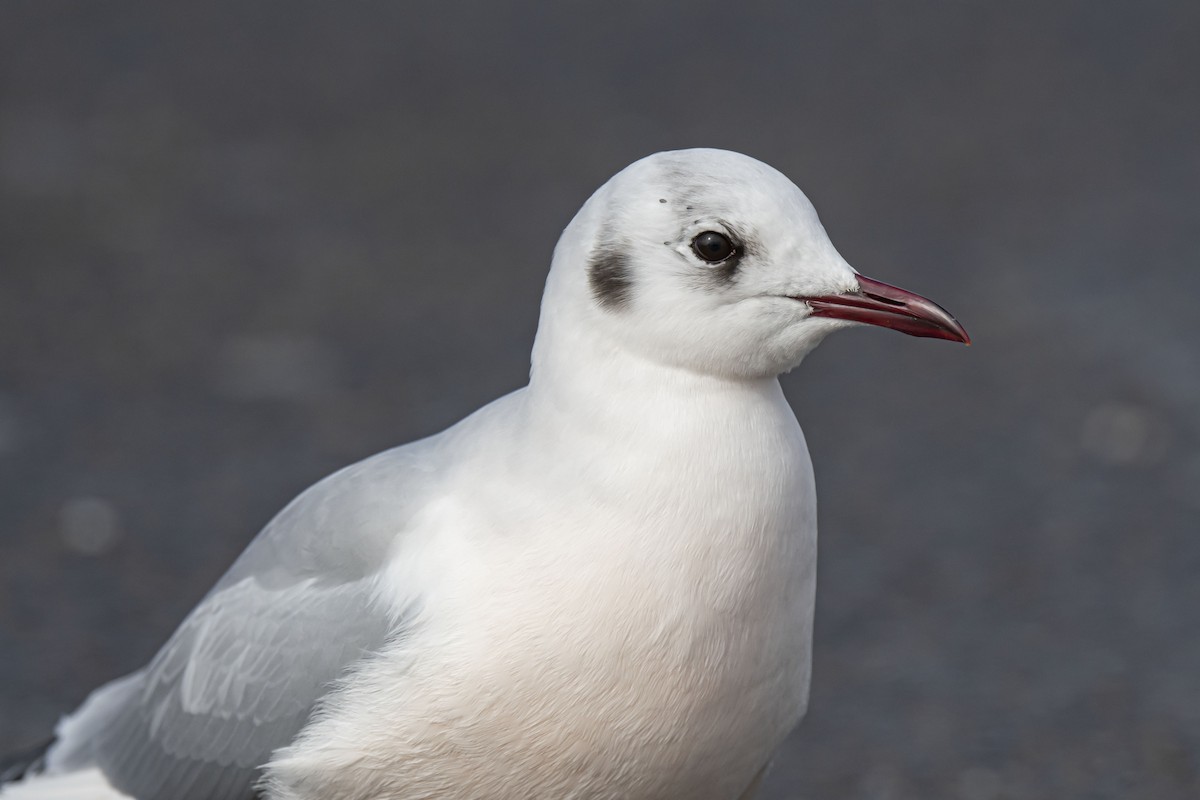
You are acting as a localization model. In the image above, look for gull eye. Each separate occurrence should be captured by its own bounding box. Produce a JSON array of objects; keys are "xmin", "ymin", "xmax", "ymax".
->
[{"xmin": 691, "ymin": 231, "xmax": 736, "ymax": 264}]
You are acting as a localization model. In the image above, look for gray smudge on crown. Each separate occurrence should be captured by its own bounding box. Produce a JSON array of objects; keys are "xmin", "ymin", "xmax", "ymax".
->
[{"xmin": 587, "ymin": 230, "xmax": 633, "ymax": 311}]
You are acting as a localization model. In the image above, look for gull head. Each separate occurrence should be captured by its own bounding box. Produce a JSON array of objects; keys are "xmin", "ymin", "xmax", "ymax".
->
[{"xmin": 538, "ymin": 148, "xmax": 969, "ymax": 380}]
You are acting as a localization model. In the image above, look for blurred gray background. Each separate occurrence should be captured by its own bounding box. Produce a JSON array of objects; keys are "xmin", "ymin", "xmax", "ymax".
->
[{"xmin": 1, "ymin": 1, "xmax": 1197, "ymax": 798}]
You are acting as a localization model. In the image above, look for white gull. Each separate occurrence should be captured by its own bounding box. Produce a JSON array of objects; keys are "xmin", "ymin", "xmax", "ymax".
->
[{"xmin": 1, "ymin": 148, "xmax": 968, "ymax": 800}]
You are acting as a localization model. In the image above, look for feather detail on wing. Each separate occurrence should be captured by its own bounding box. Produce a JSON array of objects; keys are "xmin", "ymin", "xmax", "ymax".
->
[
  {"xmin": 0, "ymin": 768, "xmax": 132, "ymax": 800},
  {"xmin": 43, "ymin": 447, "xmax": 435, "ymax": 800}
]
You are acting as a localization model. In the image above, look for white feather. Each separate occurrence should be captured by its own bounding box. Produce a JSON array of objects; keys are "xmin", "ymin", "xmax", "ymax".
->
[{"xmin": 0, "ymin": 769, "xmax": 131, "ymax": 800}]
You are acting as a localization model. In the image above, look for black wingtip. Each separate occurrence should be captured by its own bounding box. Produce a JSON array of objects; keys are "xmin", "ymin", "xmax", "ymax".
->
[{"xmin": 0, "ymin": 737, "xmax": 55, "ymax": 785}]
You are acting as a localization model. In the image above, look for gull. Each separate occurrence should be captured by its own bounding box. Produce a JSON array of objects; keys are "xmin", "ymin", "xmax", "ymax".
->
[{"xmin": 0, "ymin": 148, "xmax": 968, "ymax": 800}]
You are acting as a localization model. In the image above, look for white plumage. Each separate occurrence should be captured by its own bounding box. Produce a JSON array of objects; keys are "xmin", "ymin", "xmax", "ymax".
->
[
  {"xmin": 0, "ymin": 769, "xmax": 129, "ymax": 800},
  {"xmin": 2, "ymin": 149, "xmax": 966, "ymax": 800}
]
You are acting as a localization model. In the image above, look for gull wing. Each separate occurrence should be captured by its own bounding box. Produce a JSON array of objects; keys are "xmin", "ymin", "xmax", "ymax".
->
[{"xmin": 46, "ymin": 446, "xmax": 437, "ymax": 800}]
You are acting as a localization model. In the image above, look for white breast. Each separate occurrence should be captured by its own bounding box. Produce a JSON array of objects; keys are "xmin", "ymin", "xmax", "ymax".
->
[{"xmin": 265, "ymin": 379, "xmax": 818, "ymax": 800}]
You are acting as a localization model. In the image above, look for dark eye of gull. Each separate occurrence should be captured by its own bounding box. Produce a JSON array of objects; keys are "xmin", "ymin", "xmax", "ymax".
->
[{"xmin": 691, "ymin": 231, "xmax": 736, "ymax": 264}]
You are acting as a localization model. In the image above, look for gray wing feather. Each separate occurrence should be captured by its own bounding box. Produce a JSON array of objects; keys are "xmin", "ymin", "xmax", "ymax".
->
[
  {"xmin": 48, "ymin": 447, "xmax": 434, "ymax": 800},
  {"xmin": 94, "ymin": 579, "xmax": 389, "ymax": 800}
]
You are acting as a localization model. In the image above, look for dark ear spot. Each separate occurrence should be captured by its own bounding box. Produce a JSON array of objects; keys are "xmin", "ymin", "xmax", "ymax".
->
[{"xmin": 588, "ymin": 240, "xmax": 633, "ymax": 311}]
